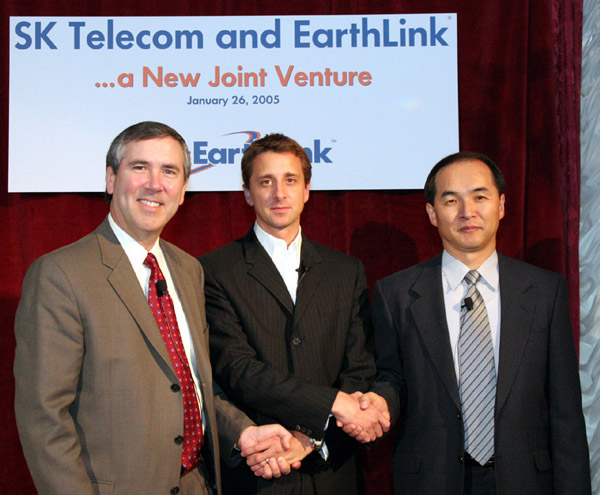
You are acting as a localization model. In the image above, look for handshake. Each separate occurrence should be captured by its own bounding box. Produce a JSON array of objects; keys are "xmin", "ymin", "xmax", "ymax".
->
[
  {"xmin": 332, "ymin": 390, "xmax": 391, "ymax": 443},
  {"xmin": 238, "ymin": 391, "xmax": 390, "ymax": 479}
]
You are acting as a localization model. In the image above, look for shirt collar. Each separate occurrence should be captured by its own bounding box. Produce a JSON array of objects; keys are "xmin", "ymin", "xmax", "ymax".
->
[
  {"xmin": 441, "ymin": 249, "xmax": 499, "ymax": 292},
  {"xmin": 108, "ymin": 213, "xmax": 161, "ymax": 268},
  {"xmin": 253, "ymin": 221, "xmax": 302, "ymax": 258}
]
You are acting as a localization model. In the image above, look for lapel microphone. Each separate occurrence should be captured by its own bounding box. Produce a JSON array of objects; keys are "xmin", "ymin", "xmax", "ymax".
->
[
  {"xmin": 296, "ymin": 262, "xmax": 311, "ymax": 283},
  {"xmin": 155, "ymin": 279, "xmax": 168, "ymax": 297},
  {"xmin": 461, "ymin": 297, "xmax": 474, "ymax": 311}
]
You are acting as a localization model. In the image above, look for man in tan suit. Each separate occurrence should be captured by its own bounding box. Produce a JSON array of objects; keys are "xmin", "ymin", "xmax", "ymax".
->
[{"xmin": 14, "ymin": 121, "xmax": 295, "ymax": 495}]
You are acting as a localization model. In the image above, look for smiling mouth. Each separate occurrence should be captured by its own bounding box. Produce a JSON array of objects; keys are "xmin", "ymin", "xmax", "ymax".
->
[{"xmin": 139, "ymin": 199, "xmax": 161, "ymax": 207}]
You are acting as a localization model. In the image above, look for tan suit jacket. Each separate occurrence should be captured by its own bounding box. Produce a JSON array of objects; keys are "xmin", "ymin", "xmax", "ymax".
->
[{"xmin": 14, "ymin": 218, "xmax": 253, "ymax": 495}]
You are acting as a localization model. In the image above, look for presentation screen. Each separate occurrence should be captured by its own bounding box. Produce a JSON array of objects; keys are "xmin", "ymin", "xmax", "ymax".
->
[{"xmin": 9, "ymin": 14, "xmax": 458, "ymax": 192}]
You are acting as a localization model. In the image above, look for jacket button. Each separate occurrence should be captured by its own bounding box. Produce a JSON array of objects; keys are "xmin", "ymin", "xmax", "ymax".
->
[
  {"xmin": 458, "ymin": 455, "xmax": 464, "ymax": 464},
  {"xmin": 174, "ymin": 435, "xmax": 184, "ymax": 445},
  {"xmin": 170, "ymin": 488, "xmax": 180, "ymax": 494},
  {"xmin": 171, "ymin": 383, "xmax": 181, "ymax": 392},
  {"xmin": 291, "ymin": 337, "xmax": 302, "ymax": 346}
]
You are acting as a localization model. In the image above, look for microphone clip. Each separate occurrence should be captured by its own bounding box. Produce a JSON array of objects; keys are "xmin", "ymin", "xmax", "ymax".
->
[
  {"xmin": 155, "ymin": 279, "xmax": 168, "ymax": 297},
  {"xmin": 461, "ymin": 296, "xmax": 474, "ymax": 312}
]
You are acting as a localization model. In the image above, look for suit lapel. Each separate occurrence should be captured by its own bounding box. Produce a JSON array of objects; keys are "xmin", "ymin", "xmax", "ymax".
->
[
  {"xmin": 162, "ymin": 242, "xmax": 212, "ymax": 379},
  {"xmin": 495, "ymin": 255, "xmax": 535, "ymax": 413},
  {"xmin": 409, "ymin": 255, "xmax": 462, "ymax": 411},
  {"xmin": 293, "ymin": 238, "xmax": 324, "ymax": 324},
  {"xmin": 164, "ymin": 242, "xmax": 205, "ymax": 343},
  {"xmin": 95, "ymin": 220, "xmax": 176, "ymax": 379},
  {"xmin": 242, "ymin": 229, "xmax": 295, "ymax": 314}
]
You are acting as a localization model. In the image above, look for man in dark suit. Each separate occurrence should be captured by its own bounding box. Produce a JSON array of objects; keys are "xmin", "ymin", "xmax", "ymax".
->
[
  {"xmin": 367, "ymin": 152, "xmax": 591, "ymax": 495},
  {"xmin": 200, "ymin": 133, "xmax": 390, "ymax": 495},
  {"xmin": 14, "ymin": 122, "xmax": 296, "ymax": 495}
]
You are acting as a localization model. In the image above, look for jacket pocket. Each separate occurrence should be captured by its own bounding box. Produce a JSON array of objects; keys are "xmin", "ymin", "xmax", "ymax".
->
[{"xmin": 393, "ymin": 451, "xmax": 421, "ymax": 473}]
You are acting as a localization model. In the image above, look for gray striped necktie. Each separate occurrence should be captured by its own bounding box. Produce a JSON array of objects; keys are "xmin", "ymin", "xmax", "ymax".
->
[{"xmin": 459, "ymin": 270, "xmax": 496, "ymax": 465}]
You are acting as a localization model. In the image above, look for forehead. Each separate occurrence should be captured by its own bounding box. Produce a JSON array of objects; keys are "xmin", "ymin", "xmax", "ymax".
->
[
  {"xmin": 121, "ymin": 137, "xmax": 183, "ymax": 165},
  {"xmin": 251, "ymin": 151, "xmax": 303, "ymax": 177},
  {"xmin": 435, "ymin": 159, "xmax": 498, "ymax": 194}
]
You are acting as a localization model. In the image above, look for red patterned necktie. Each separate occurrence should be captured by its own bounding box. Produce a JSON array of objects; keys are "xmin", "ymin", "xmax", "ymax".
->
[{"xmin": 144, "ymin": 252, "xmax": 204, "ymax": 471}]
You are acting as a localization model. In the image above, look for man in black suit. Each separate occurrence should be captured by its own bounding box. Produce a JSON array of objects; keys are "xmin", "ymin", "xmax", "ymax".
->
[
  {"xmin": 367, "ymin": 152, "xmax": 590, "ymax": 495},
  {"xmin": 199, "ymin": 133, "xmax": 390, "ymax": 495}
]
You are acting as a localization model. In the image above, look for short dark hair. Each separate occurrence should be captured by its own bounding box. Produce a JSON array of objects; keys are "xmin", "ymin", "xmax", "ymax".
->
[
  {"xmin": 424, "ymin": 151, "xmax": 505, "ymax": 204},
  {"xmin": 241, "ymin": 133, "xmax": 311, "ymax": 189},
  {"xmin": 105, "ymin": 121, "xmax": 191, "ymax": 203}
]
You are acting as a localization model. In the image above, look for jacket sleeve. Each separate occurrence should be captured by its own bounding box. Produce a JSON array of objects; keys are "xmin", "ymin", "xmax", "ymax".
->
[
  {"xmin": 213, "ymin": 380, "xmax": 255, "ymax": 465},
  {"xmin": 369, "ymin": 280, "xmax": 403, "ymax": 426},
  {"xmin": 335, "ymin": 260, "xmax": 378, "ymax": 395},
  {"xmin": 547, "ymin": 276, "xmax": 591, "ymax": 494},
  {"xmin": 14, "ymin": 256, "xmax": 96, "ymax": 495}
]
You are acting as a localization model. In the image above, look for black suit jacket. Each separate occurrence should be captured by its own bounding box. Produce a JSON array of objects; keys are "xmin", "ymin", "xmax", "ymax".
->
[
  {"xmin": 200, "ymin": 228, "xmax": 376, "ymax": 495},
  {"xmin": 371, "ymin": 253, "xmax": 590, "ymax": 495}
]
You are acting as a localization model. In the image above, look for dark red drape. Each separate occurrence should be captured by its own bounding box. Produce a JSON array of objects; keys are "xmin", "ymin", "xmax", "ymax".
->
[{"xmin": 0, "ymin": 1, "xmax": 581, "ymax": 493}]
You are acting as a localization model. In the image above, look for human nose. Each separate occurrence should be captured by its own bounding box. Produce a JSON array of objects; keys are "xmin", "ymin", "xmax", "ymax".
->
[
  {"xmin": 146, "ymin": 168, "xmax": 164, "ymax": 192},
  {"xmin": 272, "ymin": 180, "xmax": 286, "ymax": 199},
  {"xmin": 459, "ymin": 199, "xmax": 475, "ymax": 218}
]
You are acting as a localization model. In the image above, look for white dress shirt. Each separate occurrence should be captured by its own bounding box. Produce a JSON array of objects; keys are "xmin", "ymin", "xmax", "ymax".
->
[
  {"xmin": 108, "ymin": 214, "xmax": 204, "ymax": 415},
  {"xmin": 441, "ymin": 250, "xmax": 501, "ymax": 382},
  {"xmin": 254, "ymin": 222, "xmax": 302, "ymax": 303}
]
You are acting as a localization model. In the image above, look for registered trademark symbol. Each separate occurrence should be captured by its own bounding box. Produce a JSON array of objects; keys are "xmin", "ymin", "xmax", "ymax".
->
[{"xmin": 331, "ymin": 139, "xmax": 337, "ymax": 143}]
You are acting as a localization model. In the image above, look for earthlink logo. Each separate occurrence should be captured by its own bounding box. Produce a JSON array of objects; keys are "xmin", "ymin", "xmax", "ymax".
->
[{"xmin": 191, "ymin": 130, "xmax": 333, "ymax": 175}]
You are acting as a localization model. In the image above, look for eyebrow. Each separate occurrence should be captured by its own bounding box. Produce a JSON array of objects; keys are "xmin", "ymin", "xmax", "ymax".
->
[
  {"xmin": 127, "ymin": 159, "xmax": 181, "ymax": 169},
  {"xmin": 440, "ymin": 186, "xmax": 491, "ymax": 197},
  {"xmin": 256, "ymin": 172, "xmax": 299, "ymax": 179}
]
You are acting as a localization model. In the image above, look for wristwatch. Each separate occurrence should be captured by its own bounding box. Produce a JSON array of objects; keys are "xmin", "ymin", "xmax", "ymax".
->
[{"xmin": 309, "ymin": 437, "xmax": 324, "ymax": 452}]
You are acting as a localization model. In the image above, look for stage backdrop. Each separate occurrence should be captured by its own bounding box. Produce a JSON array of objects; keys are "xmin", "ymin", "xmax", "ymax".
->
[{"xmin": 0, "ymin": 1, "xmax": 581, "ymax": 494}]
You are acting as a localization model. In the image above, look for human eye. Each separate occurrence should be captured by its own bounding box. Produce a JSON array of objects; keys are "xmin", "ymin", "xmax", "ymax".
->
[{"xmin": 260, "ymin": 178, "xmax": 272, "ymax": 186}]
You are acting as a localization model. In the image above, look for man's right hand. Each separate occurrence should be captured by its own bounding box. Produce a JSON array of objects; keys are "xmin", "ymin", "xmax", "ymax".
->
[{"xmin": 332, "ymin": 391, "xmax": 390, "ymax": 442}]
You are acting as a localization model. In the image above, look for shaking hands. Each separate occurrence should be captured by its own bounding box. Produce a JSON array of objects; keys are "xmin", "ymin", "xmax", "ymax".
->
[
  {"xmin": 237, "ymin": 390, "xmax": 390, "ymax": 479},
  {"xmin": 238, "ymin": 424, "xmax": 307, "ymax": 479},
  {"xmin": 331, "ymin": 391, "xmax": 390, "ymax": 443}
]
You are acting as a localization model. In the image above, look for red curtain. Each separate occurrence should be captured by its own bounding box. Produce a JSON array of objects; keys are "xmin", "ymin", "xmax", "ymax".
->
[{"xmin": 0, "ymin": 1, "xmax": 581, "ymax": 493}]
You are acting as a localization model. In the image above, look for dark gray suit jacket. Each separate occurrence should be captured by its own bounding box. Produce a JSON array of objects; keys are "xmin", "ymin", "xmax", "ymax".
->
[
  {"xmin": 371, "ymin": 253, "xmax": 590, "ymax": 495},
  {"xmin": 200, "ymin": 228, "xmax": 376, "ymax": 495}
]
